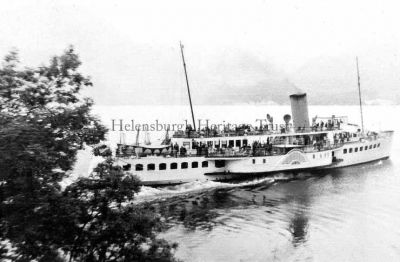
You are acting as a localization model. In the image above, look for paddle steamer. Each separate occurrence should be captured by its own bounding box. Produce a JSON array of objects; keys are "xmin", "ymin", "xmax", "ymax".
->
[
  {"xmin": 113, "ymin": 46, "xmax": 393, "ymax": 185},
  {"xmin": 115, "ymin": 92, "xmax": 393, "ymax": 185}
]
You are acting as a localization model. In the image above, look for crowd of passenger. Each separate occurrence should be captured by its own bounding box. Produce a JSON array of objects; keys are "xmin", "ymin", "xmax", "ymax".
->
[
  {"xmin": 311, "ymin": 118, "xmax": 343, "ymax": 131},
  {"xmin": 117, "ymin": 129, "xmax": 360, "ymax": 158},
  {"xmin": 173, "ymin": 117, "xmax": 348, "ymax": 138}
]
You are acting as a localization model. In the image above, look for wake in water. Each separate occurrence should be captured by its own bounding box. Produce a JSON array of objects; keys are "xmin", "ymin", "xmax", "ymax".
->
[{"xmin": 134, "ymin": 174, "xmax": 299, "ymax": 202}]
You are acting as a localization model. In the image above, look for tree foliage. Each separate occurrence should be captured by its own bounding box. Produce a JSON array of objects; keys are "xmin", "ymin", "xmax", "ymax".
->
[{"xmin": 0, "ymin": 47, "xmax": 178, "ymax": 261}]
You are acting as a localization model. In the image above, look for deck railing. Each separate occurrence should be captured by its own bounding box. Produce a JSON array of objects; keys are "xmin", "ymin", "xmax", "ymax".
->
[
  {"xmin": 116, "ymin": 142, "xmax": 344, "ymax": 159},
  {"xmin": 172, "ymin": 126, "xmax": 343, "ymax": 139}
]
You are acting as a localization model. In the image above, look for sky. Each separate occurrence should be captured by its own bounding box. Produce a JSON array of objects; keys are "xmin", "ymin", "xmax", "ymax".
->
[{"xmin": 1, "ymin": 0, "xmax": 399, "ymax": 105}]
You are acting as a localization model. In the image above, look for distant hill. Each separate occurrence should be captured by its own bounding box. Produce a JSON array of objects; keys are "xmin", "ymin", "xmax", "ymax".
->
[
  {"xmin": 89, "ymin": 48, "xmax": 399, "ymax": 106},
  {"xmin": 188, "ymin": 54, "xmax": 400, "ymax": 105},
  {"xmin": 290, "ymin": 56, "xmax": 400, "ymax": 105}
]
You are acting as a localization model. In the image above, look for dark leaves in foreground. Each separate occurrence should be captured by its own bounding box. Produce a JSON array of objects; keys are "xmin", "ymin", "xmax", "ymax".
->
[{"xmin": 0, "ymin": 48, "xmax": 178, "ymax": 261}]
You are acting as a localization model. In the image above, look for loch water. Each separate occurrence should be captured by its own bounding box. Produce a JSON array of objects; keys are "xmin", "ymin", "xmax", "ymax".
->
[{"xmin": 77, "ymin": 105, "xmax": 400, "ymax": 262}]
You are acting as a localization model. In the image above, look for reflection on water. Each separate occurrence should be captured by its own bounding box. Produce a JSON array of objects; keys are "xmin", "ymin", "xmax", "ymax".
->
[
  {"xmin": 151, "ymin": 159, "xmax": 400, "ymax": 262},
  {"xmin": 288, "ymin": 199, "xmax": 309, "ymax": 247}
]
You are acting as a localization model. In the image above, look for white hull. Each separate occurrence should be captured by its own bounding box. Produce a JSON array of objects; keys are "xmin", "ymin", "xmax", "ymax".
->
[
  {"xmin": 116, "ymin": 156, "xmax": 225, "ymax": 185},
  {"xmin": 223, "ymin": 149, "xmax": 333, "ymax": 174},
  {"xmin": 115, "ymin": 131, "xmax": 393, "ymax": 186},
  {"xmin": 326, "ymin": 131, "xmax": 393, "ymax": 169}
]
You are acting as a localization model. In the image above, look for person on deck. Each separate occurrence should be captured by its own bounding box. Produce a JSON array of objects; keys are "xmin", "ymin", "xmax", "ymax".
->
[
  {"xmin": 179, "ymin": 146, "xmax": 186, "ymax": 156},
  {"xmin": 173, "ymin": 142, "xmax": 179, "ymax": 157}
]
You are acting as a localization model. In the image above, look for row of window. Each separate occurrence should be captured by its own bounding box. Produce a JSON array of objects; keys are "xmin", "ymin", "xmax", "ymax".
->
[
  {"xmin": 135, "ymin": 161, "xmax": 209, "ymax": 171},
  {"xmin": 133, "ymin": 143, "xmax": 381, "ymax": 170},
  {"xmin": 192, "ymin": 139, "xmax": 248, "ymax": 149},
  {"xmin": 343, "ymin": 143, "xmax": 380, "ymax": 154},
  {"xmin": 252, "ymin": 151, "xmax": 329, "ymax": 164},
  {"xmin": 313, "ymin": 152, "xmax": 330, "ymax": 159}
]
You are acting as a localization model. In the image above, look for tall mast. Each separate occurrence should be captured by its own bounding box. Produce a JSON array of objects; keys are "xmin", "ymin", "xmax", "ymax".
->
[
  {"xmin": 356, "ymin": 57, "xmax": 364, "ymax": 134},
  {"xmin": 179, "ymin": 41, "xmax": 196, "ymax": 130}
]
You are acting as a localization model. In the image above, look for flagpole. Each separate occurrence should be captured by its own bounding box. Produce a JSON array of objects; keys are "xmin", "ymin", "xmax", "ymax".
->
[{"xmin": 356, "ymin": 57, "xmax": 364, "ymax": 134}]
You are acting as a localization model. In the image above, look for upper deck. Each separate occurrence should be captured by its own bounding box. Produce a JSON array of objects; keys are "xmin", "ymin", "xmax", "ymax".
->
[
  {"xmin": 116, "ymin": 114, "xmax": 376, "ymax": 160},
  {"xmin": 172, "ymin": 115, "xmax": 349, "ymax": 140}
]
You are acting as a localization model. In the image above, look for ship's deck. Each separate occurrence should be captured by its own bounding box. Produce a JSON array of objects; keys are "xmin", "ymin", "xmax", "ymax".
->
[{"xmin": 172, "ymin": 126, "xmax": 343, "ymax": 139}]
